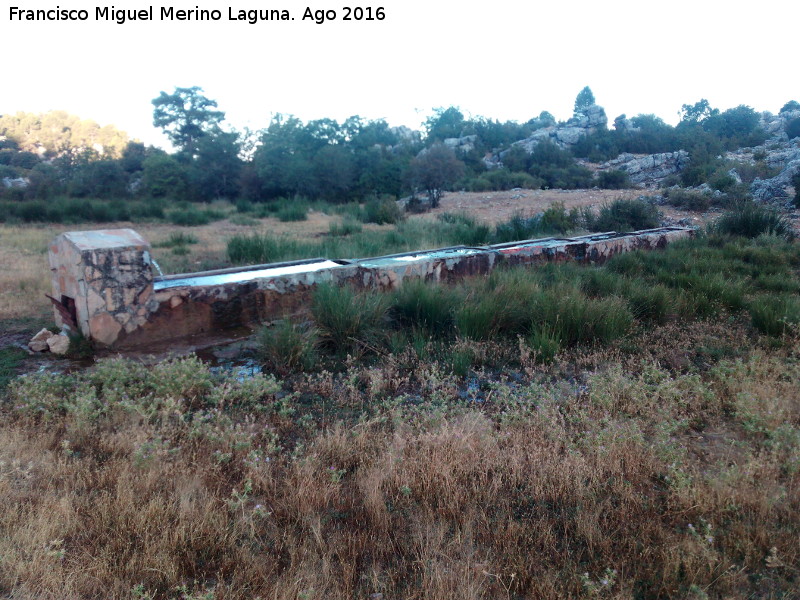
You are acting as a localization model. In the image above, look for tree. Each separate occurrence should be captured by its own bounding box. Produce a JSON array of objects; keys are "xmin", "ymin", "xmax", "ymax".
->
[
  {"xmin": 189, "ymin": 130, "xmax": 242, "ymax": 200},
  {"xmin": 679, "ymin": 99, "xmax": 718, "ymax": 125},
  {"xmin": 424, "ymin": 107, "xmax": 465, "ymax": 142},
  {"xmin": 407, "ymin": 144, "xmax": 465, "ymax": 208},
  {"xmin": 0, "ymin": 111, "xmax": 128, "ymax": 158},
  {"xmin": 140, "ymin": 153, "xmax": 187, "ymax": 198},
  {"xmin": 152, "ymin": 87, "xmax": 225, "ymax": 155},
  {"xmin": 574, "ymin": 87, "xmax": 596, "ymax": 114},
  {"xmin": 780, "ymin": 100, "xmax": 800, "ymax": 114}
]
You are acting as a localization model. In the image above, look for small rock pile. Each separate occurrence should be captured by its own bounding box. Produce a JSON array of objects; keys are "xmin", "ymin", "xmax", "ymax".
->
[{"xmin": 28, "ymin": 328, "xmax": 70, "ymax": 355}]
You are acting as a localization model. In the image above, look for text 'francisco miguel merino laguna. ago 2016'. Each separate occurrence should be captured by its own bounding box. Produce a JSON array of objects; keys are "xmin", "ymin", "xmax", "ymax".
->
[{"xmin": 9, "ymin": 5, "xmax": 386, "ymax": 24}]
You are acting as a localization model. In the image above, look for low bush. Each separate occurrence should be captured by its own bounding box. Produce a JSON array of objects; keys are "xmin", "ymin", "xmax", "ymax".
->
[
  {"xmin": 391, "ymin": 279, "xmax": 459, "ymax": 335},
  {"xmin": 435, "ymin": 212, "xmax": 491, "ymax": 246},
  {"xmin": 257, "ymin": 319, "xmax": 319, "ymax": 374},
  {"xmin": 312, "ymin": 283, "xmax": 389, "ymax": 353},
  {"xmin": 748, "ymin": 295, "xmax": 800, "ymax": 336},
  {"xmin": 597, "ymin": 169, "xmax": 631, "ymax": 189},
  {"xmin": 585, "ymin": 198, "xmax": 661, "ymax": 232},
  {"xmin": 227, "ymin": 233, "xmax": 281, "ymax": 264},
  {"xmin": 712, "ymin": 202, "xmax": 795, "ymax": 241},
  {"xmin": 168, "ymin": 207, "xmax": 224, "ymax": 226},
  {"xmin": 328, "ymin": 219, "xmax": 362, "ymax": 237},
  {"xmin": 492, "ymin": 205, "xmax": 580, "ymax": 243},
  {"xmin": 664, "ymin": 188, "xmax": 712, "ymax": 212},
  {"xmin": 0, "ymin": 197, "xmax": 165, "ymax": 224},
  {"xmin": 364, "ymin": 197, "xmax": 403, "ymax": 225},
  {"xmin": 276, "ymin": 202, "xmax": 308, "ymax": 222},
  {"xmin": 530, "ymin": 289, "xmax": 633, "ymax": 347},
  {"xmin": 153, "ymin": 231, "xmax": 199, "ymax": 248}
]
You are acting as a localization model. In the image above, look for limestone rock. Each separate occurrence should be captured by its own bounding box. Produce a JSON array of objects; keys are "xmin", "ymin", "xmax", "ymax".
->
[
  {"xmin": 597, "ymin": 151, "xmax": 690, "ymax": 187},
  {"xmin": 498, "ymin": 103, "xmax": 608, "ymax": 162},
  {"xmin": 47, "ymin": 334, "xmax": 70, "ymax": 355},
  {"xmin": 29, "ymin": 328, "xmax": 55, "ymax": 352},
  {"xmin": 443, "ymin": 135, "xmax": 477, "ymax": 154}
]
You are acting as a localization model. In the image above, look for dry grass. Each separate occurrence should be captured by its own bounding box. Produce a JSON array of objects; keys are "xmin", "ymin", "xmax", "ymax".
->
[
  {"xmin": 0, "ymin": 212, "xmax": 348, "ymax": 323},
  {"xmin": 1, "ymin": 326, "xmax": 798, "ymax": 598}
]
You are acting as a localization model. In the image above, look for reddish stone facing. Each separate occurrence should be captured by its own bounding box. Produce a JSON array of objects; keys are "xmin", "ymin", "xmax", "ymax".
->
[{"xmin": 48, "ymin": 227, "xmax": 696, "ymax": 349}]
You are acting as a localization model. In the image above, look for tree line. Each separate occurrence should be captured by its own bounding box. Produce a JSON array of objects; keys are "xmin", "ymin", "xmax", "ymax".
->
[{"xmin": 1, "ymin": 87, "xmax": 798, "ymax": 205}]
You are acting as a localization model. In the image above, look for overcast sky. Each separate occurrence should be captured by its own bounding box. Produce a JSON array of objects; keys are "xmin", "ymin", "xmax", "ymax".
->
[{"xmin": 2, "ymin": 0, "xmax": 796, "ymax": 148}]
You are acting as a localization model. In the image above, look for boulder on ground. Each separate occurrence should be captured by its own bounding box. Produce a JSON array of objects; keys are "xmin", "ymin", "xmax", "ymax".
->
[
  {"xmin": 47, "ymin": 334, "xmax": 70, "ymax": 355},
  {"xmin": 29, "ymin": 328, "xmax": 55, "ymax": 352}
]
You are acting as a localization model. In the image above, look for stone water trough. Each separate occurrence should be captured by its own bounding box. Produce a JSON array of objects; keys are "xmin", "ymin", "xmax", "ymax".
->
[{"xmin": 48, "ymin": 226, "xmax": 695, "ymax": 348}]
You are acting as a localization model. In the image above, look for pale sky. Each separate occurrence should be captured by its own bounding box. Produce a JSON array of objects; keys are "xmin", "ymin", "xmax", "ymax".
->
[{"xmin": 2, "ymin": 0, "xmax": 797, "ymax": 148}]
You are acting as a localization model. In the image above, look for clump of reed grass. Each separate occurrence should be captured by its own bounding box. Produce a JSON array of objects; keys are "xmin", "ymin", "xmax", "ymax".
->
[
  {"xmin": 258, "ymin": 319, "xmax": 319, "ymax": 374},
  {"xmin": 712, "ymin": 202, "xmax": 795, "ymax": 241},
  {"xmin": 312, "ymin": 283, "xmax": 390, "ymax": 354}
]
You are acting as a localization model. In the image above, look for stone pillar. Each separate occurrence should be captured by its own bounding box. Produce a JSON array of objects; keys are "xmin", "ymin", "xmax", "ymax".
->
[{"xmin": 48, "ymin": 229, "xmax": 157, "ymax": 346}]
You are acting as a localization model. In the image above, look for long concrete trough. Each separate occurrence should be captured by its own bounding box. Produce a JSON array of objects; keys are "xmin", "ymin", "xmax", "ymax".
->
[{"xmin": 48, "ymin": 226, "xmax": 695, "ymax": 348}]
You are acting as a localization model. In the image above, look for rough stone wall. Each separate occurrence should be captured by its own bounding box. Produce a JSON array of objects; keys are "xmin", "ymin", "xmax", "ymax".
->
[{"xmin": 49, "ymin": 229, "xmax": 158, "ymax": 345}]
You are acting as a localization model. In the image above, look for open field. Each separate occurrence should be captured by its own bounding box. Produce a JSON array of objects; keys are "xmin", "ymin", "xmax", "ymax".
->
[
  {"xmin": 1, "ymin": 194, "xmax": 799, "ymax": 599},
  {"xmin": 0, "ymin": 190, "xmax": 726, "ymax": 325}
]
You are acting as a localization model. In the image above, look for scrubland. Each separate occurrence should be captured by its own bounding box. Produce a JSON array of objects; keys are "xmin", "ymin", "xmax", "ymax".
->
[{"xmin": 1, "ymin": 198, "xmax": 799, "ymax": 599}]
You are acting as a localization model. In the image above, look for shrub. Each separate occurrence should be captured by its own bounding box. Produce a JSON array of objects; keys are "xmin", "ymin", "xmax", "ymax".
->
[
  {"xmin": 585, "ymin": 198, "xmax": 661, "ymax": 232},
  {"xmin": 168, "ymin": 207, "xmax": 224, "ymax": 226},
  {"xmin": 540, "ymin": 201, "xmax": 580, "ymax": 233},
  {"xmin": 227, "ymin": 233, "xmax": 280, "ymax": 264},
  {"xmin": 465, "ymin": 177, "xmax": 492, "ymax": 192},
  {"xmin": 597, "ymin": 169, "xmax": 631, "ymax": 189},
  {"xmin": 481, "ymin": 170, "xmax": 543, "ymax": 191},
  {"xmin": 493, "ymin": 213, "xmax": 544, "ymax": 243},
  {"xmin": 154, "ymin": 231, "xmax": 199, "ymax": 248},
  {"xmin": 785, "ymin": 117, "xmax": 800, "ymax": 140},
  {"xmin": 531, "ymin": 290, "xmax": 633, "ymax": 347},
  {"xmin": 311, "ymin": 283, "xmax": 389, "ymax": 353},
  {"xmin": 329, "ymin": 219, "xmax": 362, "ymax": 237},
  {"xmin": 749, "ymin": 295, "xmax": 800, "ymax": 336},
  {"xmin": 277, "ymin": 202, "xmax": 308, "ymax": 222},
  {"xmin": 364, "ymin": 197, "xmax": 403, "ymax": 225},
  {"xmin": 732, "ymin": 160, "xmax": 777, "ymax": 184},
  {"xmin": 391, "ymin": 279, "xmax": 458, "ymax": 335},
  {"xmin": 712, "ymin": 202, "xmax": 795, "ymax": 241},
  {"xmin": 492, "ymin": 205, "xmax": 579, "ymax": 244},
  {"xmin": 793, "ymin": 172, "xmax": 800, "ymax": 208},
  {"xmin": 664, "ymin": 188, "xmax": 712, "ymax": 212},
  {"xmin": 708, "ymin": 170, "xmax": 737, "ymax": 193},
  {"xmin": 436, "ymin": 212, "xmax": 491, "ymax": 246},
  {"xmin": 455, "ymin": 294, "xmax": 500, "ymax": 340},
  {"xmin": 257, "ymin": 319, "xmax": 319, "ymax": 374},
  {"xmin": 624, "ymin": 283, "xmax": 675, "ymax": 324},
  {"xmin": 0, "ymin": 165, "xmax": 18, "ymax": 179}
]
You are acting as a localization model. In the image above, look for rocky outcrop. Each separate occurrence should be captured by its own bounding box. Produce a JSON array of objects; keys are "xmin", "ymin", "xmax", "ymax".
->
[
  {"xmin": 443, "ymin": 135, "xmax": 478, "ymax": 154},
  {"xmin": 494, "ymin": 104, "xmax": 608, "ymax": 163},
  {"xmin": 729, "ymin": 139, "xmax": 800, "ymax": 204},
  {"xmin": 2, "ymin": 177, "xmax": 28, "ymax": 189},
  {"xmin": 759, "ymin": 108, "xmax": 800, "ymax": 142},
  {"xmin": 596, "ymin": 151, "xmax": 690, "ymax": 187}
]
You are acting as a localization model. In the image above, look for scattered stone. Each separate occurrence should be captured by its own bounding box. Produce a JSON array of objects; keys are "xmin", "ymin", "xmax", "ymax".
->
[
  {"xmin": 46, "ymin": 334, "xmax": 70, "ymax": 355},
  {"xmin": 29, "ymin": 328, "xmax": 55, "ymax": 352}
]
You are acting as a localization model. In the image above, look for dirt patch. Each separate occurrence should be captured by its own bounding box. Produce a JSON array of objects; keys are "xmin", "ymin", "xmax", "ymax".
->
[{"xmin": 426, "ymin": 188, "xmax": 716, "ymax": 229}]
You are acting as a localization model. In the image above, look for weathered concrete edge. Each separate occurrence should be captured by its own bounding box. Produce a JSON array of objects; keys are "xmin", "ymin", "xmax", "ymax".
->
[{"xmin": 50, "ymin": 226, "xmax": 696, "ymax": 349}]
